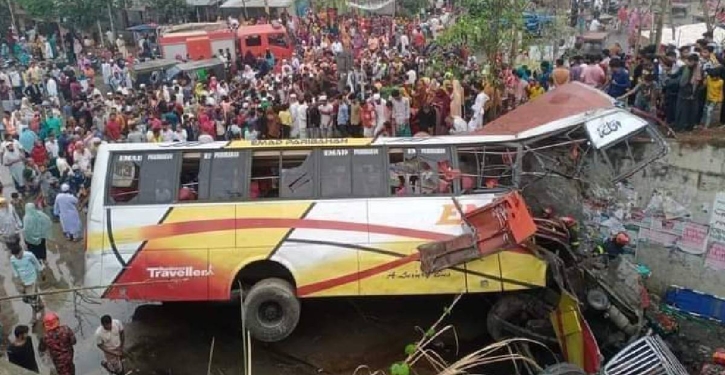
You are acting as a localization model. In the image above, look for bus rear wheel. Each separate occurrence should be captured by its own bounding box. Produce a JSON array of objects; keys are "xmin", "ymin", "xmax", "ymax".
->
[{"xmin": 244, "ymin": 278, "xmax": 300, "ymax": 342}]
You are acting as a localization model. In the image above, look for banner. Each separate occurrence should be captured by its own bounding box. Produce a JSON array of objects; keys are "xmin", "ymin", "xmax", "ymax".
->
[
  {"xmin": 709, "ymin": 192, "xmax": 725, "ymax": 242},
  {"xmin": 677, "ymin": 222, "xmax": 709, "ymax": 255},
  {"xmin": 705, "ymin": 242, "xmax": 725, "ymax": 270}
]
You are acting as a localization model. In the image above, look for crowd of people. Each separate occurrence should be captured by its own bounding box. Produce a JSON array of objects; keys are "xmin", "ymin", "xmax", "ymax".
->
[{"xmin": 1, "ymin": 1, "xmax": 724, "ymax": 373}]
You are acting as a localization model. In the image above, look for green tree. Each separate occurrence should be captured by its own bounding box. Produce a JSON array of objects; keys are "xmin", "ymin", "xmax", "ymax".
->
[
  {"xmin": 149, "ymin": 0, "xmax": 190, "ymax": 23},
  {"xmin": 438, "ymin": 0, "xmax": 529, "ymax": 116},
  {"xmin": 17, "ymin": 0, "xmax": 120, "ymax": 31}
]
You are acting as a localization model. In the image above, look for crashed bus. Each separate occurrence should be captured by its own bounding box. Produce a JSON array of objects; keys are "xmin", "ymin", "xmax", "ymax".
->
[{"xmin": 84, "ymin": 83, "xmax": 668, "ymax": 366}]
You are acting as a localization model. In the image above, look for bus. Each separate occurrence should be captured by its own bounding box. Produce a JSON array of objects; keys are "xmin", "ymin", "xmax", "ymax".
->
[
  {"xmin": 86, "ymin": 95, "xmax": 670, "ymax": 343},
  {"xmin": 85, "ymin": 136, "xmax": 548, "ymax": 342}
]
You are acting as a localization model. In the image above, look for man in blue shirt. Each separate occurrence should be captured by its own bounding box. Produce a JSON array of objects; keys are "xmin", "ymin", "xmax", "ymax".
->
[
  {"xmin": 607, "ymin": 58, "xmax": 631, "ymax": 99},
  {"xmin": 9, "ymin": 240, "xmax": 45, "ymax": 324}
]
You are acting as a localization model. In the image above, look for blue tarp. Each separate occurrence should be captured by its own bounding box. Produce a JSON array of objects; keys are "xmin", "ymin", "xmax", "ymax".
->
[
  {"xmin": 664, "ymin": 286, "xmax": 725, "ymax": 323},
  {"xmin": 127, "ymin": 23, "xmax": 159, "ymax": 32}
]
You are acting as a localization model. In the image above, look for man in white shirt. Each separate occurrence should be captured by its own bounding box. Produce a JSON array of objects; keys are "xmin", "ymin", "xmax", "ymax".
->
[
  {"xmin": 45, "ymin": 134, "xmax": 60, "ymax": 158},
  {"xmin": 289, "ymin": 93, "xmax": 300, "ymax": 138},
  {"xmin": 331, "ymin": 39, "xmax": 343, "ymax": 54},
  {"xmin": 390, "ymin": 89, "xmax": 411, "ymax": 136},
  {"xmin": 318, "ymin": 95, "xmax": 334, "ymax": 138},
  {"xmin": 46, "ymin": 76, "xmax": 58, "ymax": 99},
  {"xmin": 373, "ymin": 93, "xmax": 387, "ymax": 135},
  {"xmin": 470, "ymin": 87, "xmax": 489, "ymax": 130},
  {"xmin": 96, "ymin": 315, "xmax": 124, "ymax": 375},
  {"xmin": 297, "ymin": 96, "xmax": 309, "ymax": 139}
]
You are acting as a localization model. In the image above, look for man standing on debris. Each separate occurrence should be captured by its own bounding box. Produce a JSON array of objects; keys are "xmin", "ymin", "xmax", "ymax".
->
[
  {"xmin": 38, "ymin": 312, "xmax": 77, "ymax": 375},
  {"xmin": 597, "ymin": 232, "xmax": 630, "ymax": 260},
  {"xmin": 95, "ymin": 314, "xmax": 125, "ymax": 375}
]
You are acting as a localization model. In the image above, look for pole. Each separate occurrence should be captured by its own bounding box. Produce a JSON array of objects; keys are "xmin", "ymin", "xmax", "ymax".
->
[
  {"xmin": 108, "ymin": 0, "xmax": 116, "ymax": 37},
  {"xmin": 6, "ymin": 0, "xmax": 16, "ymax": 35}
]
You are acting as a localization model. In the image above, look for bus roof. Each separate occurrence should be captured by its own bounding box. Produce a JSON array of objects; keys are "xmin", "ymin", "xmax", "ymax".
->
[{"xmin": 98, "ymin": 136, "xmax": 520, "ymax": 153}]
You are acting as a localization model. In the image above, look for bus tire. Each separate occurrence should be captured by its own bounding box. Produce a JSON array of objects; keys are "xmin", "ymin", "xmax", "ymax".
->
[
  {"xmin": 539, "ymin": 363, "xmax": 586, "ymax": 375},
  {"xmin": 244, "ymin": 278, "xmax": 300, "ymax": 342}
]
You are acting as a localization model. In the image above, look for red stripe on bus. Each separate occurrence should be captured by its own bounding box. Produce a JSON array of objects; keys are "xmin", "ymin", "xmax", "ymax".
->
[{"xmin": 296, "ymin": 254, "xmax": 420, "ymax": 296}]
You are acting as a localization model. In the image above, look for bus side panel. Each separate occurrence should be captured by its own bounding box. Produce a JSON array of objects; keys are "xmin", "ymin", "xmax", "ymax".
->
[
  {"xmin": 102, "ymin": 206, "xmax": 211, "ymax": 300},
  {"xmin": 278, "ymin": 200, "xmax": 365, "ymax": 297},
  {"xmin": 359, "ymin": 197, "xmax": 472, "ymax": 296}
]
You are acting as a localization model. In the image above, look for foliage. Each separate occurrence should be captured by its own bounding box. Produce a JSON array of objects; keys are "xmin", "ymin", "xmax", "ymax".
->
[
  {"xmin": 438, "ymin": 0, "xmax": 530, "ymax": 63},
  {"xmin": 149, "ymin": 0, "xmax": 191, "ymax": 23},
  {"xmin": 352, "ymin": 295, "xmax": 554, "ymax": 375},
  {"xmin": 16, "ymin": 0, "xmax": 121, "ymax": 31}
]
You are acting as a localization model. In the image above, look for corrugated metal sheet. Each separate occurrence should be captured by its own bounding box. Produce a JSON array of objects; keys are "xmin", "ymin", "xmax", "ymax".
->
[
  {"xmin": 186, "ymin": 0, "xmax": 222, "ymax": 6},
  {"xmin": 220, "ymin": 0, "xmax": 294, "ymax": 8}
]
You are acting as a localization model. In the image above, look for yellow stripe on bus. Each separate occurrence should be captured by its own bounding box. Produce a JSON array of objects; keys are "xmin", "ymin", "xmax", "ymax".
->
[{"xmin": 226, "ymin": 138, "xmax": 373, "ymax": 149}]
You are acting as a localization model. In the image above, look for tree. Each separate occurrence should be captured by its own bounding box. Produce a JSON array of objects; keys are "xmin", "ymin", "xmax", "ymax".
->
[
  {"xmin": 438, "ymin": 0, "xmax": 530, "ymax": 116},
  {"xmin": 17, "ymin": 0, "xmax": 120, "ymax": 31},
  {"xmin": 148, "ymin": 0, "xmax": 190, "ymax": 23}
]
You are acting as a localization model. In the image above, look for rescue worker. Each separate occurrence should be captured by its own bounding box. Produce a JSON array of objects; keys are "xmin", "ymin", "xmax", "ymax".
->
[
  {"xmin": 596, "ymin": 232, "xmax": 630, "ymax": 260},
  {"xmin": 559, "ymin": 216, "xmax": 580, "ymax": 250}
]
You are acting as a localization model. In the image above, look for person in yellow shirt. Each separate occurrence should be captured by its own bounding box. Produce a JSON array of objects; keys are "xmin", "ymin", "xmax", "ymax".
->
[
  {"xmin": 278, "ymin": 104, "xmax": 292, "ymax": 138},
  {"xmin": 527, "ymin": 79, "xmax": 545, "ymax": 100},
  {"xmin": 703, "ymin": 68, "xmax": 724, "ymax": 127}
]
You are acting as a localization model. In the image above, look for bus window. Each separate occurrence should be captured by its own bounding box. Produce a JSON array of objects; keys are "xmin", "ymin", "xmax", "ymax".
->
[
  {"xmin": 280, "ymin": 150, "xmax": 314, "ymax": 199},
  {"xmin": 320, "ymin": 149, "xmax": 352, "ymax": 198},
  {"xmin": 268, "ymin": 33, "xmax": 288, "ymax": 48},
  {"xmin": 246, "ymin": 35, "xmax": 262, "ymax": 47},
  {"xmin": 352, "ymin": 148, "xmax": 385, "ymax": 197},
  {"xmin": 388, "ymin": 147, "xmax": 452, "ymax": 196},
  {"xmin": 456, "ymin": 146, "xmax": 515, "ymax": 192},
  {"xmin": 108, "ymin": 154, "xmax": 142, "ymax": 204},
  {"xmin": 138, "ymin": 153, "xmax": 179, "ymax": 205},
  {"xmin": 250, "ymin": 151, "xmax": 280, "ymax": 198},
  {"xmin": 419, "ymin": 147, "xmax": 452, "ymax": 194},
  {"xmin": 249, "ymin": 150, "xmax": 314, "ymax": 199},
  {"xmin": 178, "ymin": 152, "xmax": 207, "ymax": 202},
  {"xmin": 388, "ymin": 148, "xmax": 416, "ymax": 195},
  {"xmin": 208, "ymin": 151, "xmax": 247, "ymax": 200}
]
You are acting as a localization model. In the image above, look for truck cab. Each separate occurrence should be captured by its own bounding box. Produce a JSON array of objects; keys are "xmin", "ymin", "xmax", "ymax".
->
[{"xmin": 237, "ymin": 23, "xmax": 293, "ymax": 61}]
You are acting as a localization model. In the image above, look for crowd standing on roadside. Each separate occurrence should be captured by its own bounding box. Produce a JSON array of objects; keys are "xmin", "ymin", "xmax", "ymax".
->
[{"xmin": 2, "ymin": 0, "xmax": 725, "ymax": 373}]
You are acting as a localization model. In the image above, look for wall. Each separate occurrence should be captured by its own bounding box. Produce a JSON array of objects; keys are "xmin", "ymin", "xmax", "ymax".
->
[{"xmin": 584, "ymin": 140, "xmax": 725, "ymax": 297}]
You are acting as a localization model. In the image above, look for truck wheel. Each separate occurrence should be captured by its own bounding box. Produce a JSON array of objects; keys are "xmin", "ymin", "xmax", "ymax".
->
[
  {"xmin": 244, "ymin": 278, "xmax": 300, "ymax": 342},
  {"xmin": 539, "ymin": 363, "xmax": 586, "ymax": 375}
]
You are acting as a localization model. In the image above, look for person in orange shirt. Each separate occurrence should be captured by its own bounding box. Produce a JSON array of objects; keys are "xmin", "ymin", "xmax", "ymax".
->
[{"xmin": 551, "ymin": 58, "xmax": 570, "ymax": 88}]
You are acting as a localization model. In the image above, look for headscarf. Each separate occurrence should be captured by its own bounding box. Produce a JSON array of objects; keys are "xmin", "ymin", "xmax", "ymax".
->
[
  {"xmin": 23, "ymin": 202, "xmax": 51, "ymax": 245},
  {"xmin": 43, "ymin": 311, "xmax": 60, "ymax": 331},
  {"xmin": 0, "ymin": 198, "xmax": 20, "ymax": 237},
  {"xmin": 61, "ymin": 183, "xmax": 70, "ymax": 192}
]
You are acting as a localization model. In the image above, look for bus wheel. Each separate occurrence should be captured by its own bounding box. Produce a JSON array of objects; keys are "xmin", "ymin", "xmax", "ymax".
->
[{"xmin": 244, "ymin": 278, "xmax": 300, "ymax": 342}]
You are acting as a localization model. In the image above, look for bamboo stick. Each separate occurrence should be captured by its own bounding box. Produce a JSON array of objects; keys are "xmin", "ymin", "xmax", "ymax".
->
[{"xmin": 0, "ymin": 279, "xmax": 186, "ymax": 301}]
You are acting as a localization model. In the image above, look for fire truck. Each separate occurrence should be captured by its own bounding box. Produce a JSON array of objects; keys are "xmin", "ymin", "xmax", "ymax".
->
[{"xmin": 158, "ymin": 22, "xmax": 294, "ymax": 62}]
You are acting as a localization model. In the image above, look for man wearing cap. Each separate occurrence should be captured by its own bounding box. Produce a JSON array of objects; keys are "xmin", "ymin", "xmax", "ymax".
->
[
  {"xmin": 39, "ymin": 312, "xmax": 77, "ymax": 375},
  {"xmin": 54, "ymin": 183, "xmax": 82, "ymax": 241}
]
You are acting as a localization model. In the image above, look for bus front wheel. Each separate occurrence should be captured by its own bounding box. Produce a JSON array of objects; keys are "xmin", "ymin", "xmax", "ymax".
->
[{"xmin": 244, "ymin": 278, "xmax": 301, "ymax": 342}]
